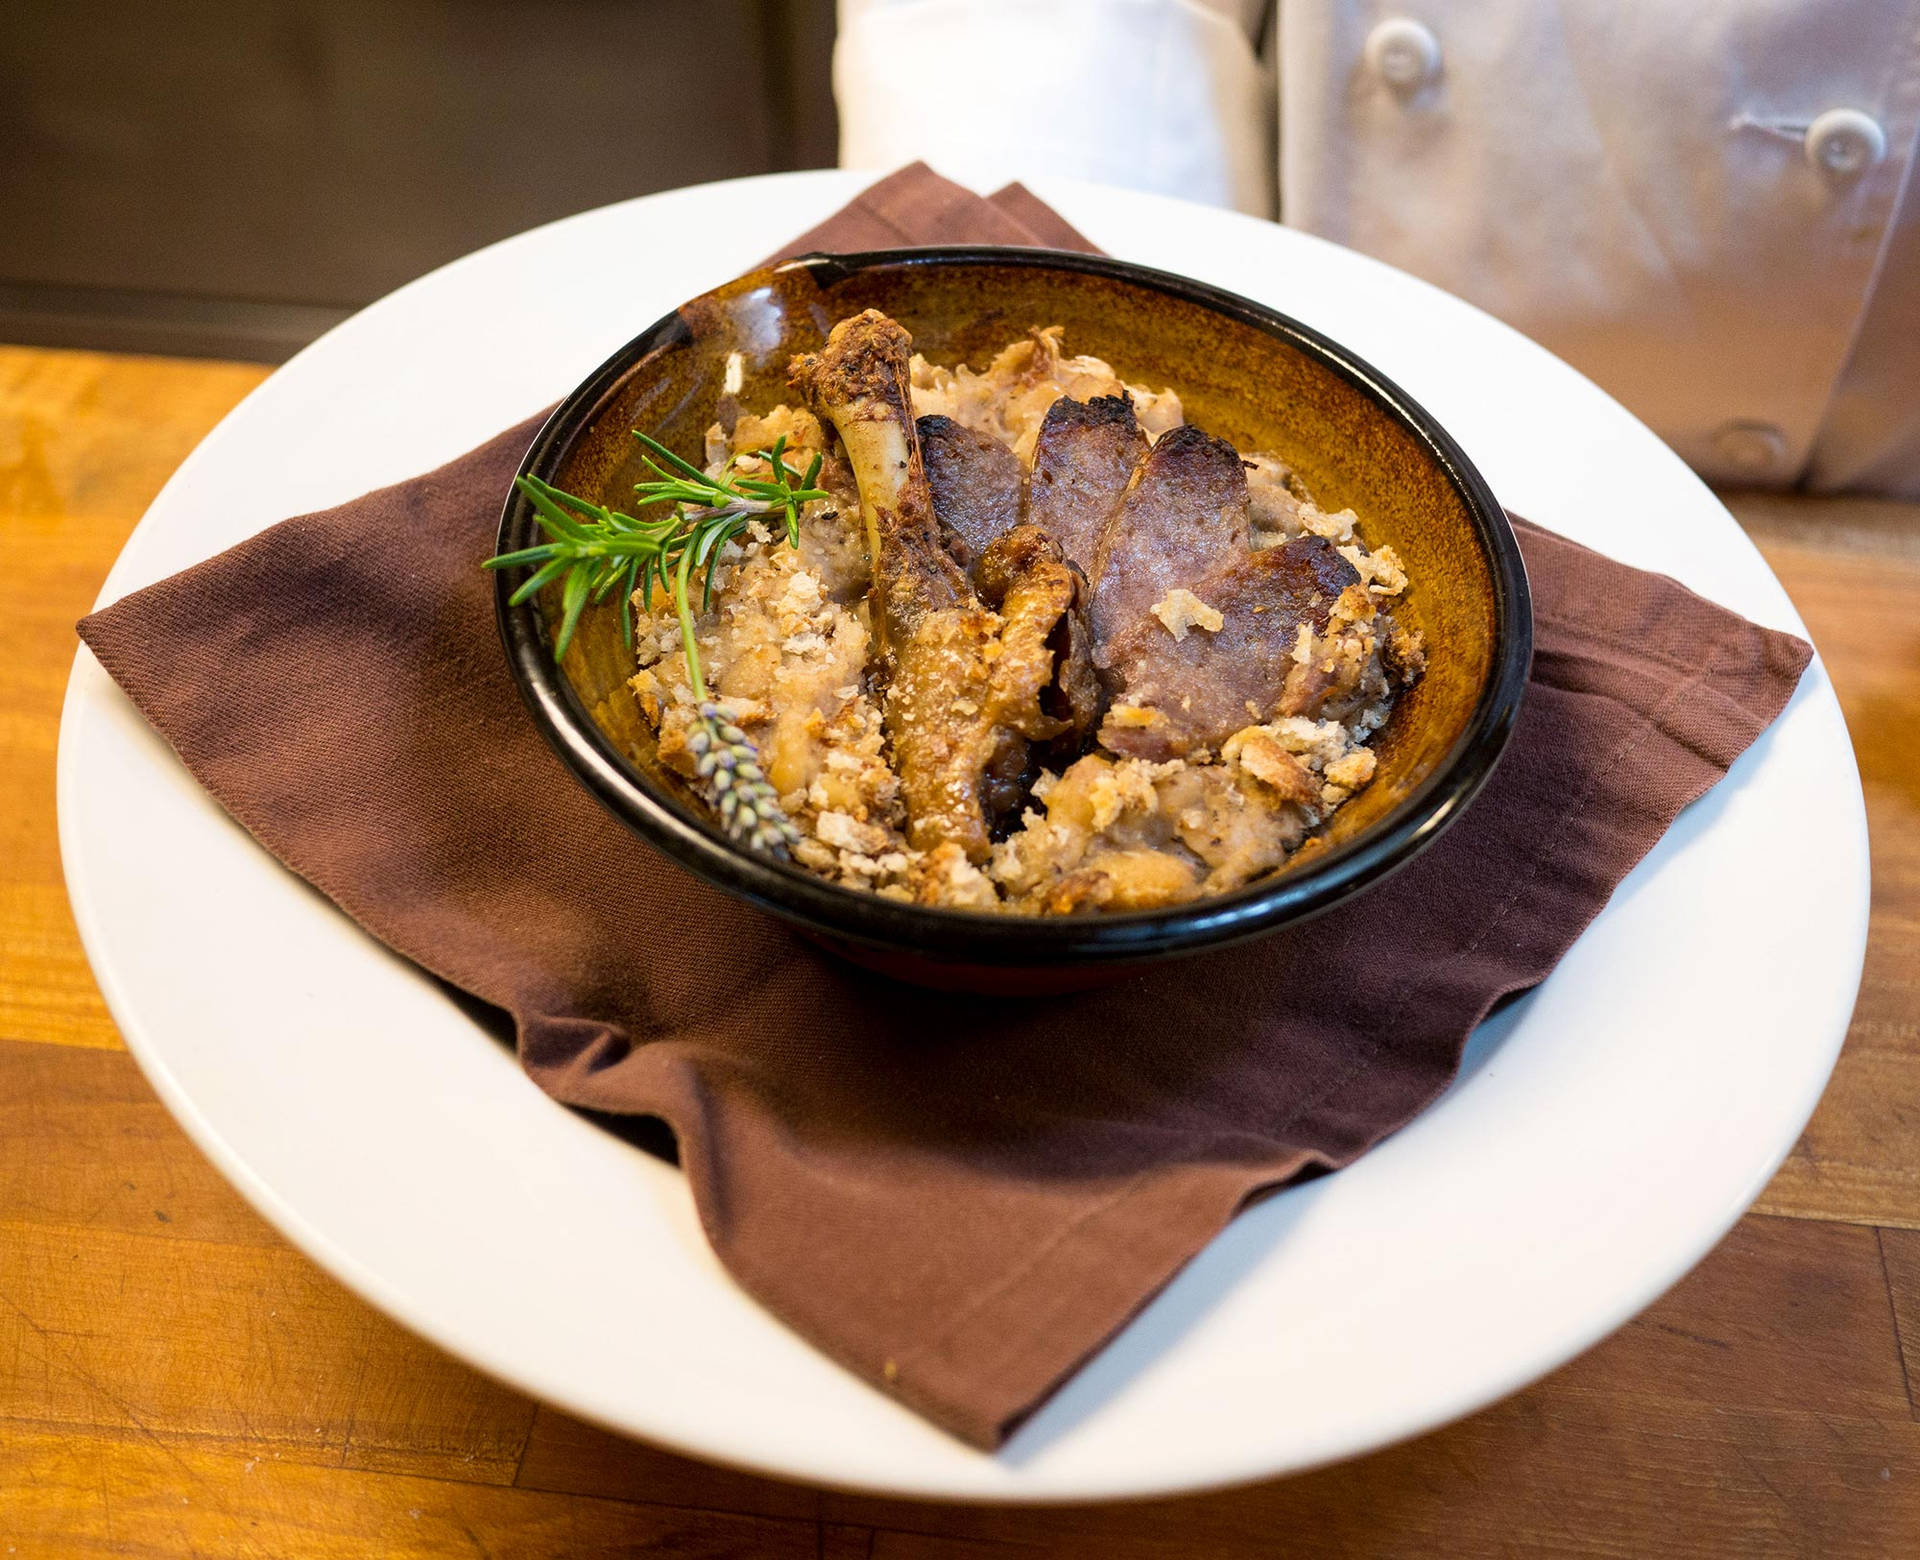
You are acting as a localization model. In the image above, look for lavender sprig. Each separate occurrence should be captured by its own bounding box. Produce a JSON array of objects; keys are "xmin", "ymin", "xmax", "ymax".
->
[{"xmin": 685, "ymin": 703, "xmax": 803, "ymax": 856}]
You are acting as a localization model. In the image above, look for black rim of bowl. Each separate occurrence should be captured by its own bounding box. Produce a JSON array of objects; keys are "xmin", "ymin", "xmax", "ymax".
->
[{"xmin": 496, "ymin": 246, "xmax": 1533, "ymax": 968}]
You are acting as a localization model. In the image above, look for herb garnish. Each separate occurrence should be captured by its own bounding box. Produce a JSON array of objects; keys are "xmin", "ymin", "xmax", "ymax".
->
[{"xmin": 485, "ymin": 431, "xmax": 828, "ymax": 856}]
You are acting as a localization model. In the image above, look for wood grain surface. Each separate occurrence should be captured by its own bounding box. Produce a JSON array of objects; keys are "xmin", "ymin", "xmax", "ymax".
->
[{"xmin": 2, "ymin": 345, "xmax": 1916, "ymax": 1556}]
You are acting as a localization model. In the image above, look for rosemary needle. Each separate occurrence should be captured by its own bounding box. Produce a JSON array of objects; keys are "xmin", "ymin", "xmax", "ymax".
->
[{"xmin": 485, "ymin": 431, "xmax": 828, "ymax": 856}]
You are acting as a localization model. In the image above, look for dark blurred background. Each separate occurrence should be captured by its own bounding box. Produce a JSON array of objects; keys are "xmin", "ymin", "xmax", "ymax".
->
[{"xmin": 0, "ymin": 0, "xmax": 838, "ymax": 361}]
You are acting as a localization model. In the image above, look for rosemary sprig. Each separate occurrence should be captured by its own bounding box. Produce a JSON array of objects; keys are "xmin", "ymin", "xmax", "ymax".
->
[
  {"xmin": 485, "ymin": 431, "xmax": 827, "ymax": 856},
  {"xmin": 488, "ymin": 431, "xmax": 827, "ymax": 658}
]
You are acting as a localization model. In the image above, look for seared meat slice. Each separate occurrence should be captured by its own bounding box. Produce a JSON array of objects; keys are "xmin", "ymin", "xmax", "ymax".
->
[
  {"xmin": 1097, "ymin": 535, "xmax": 1362, "ymax": 760},
  {"xmin": 1088, "ymin": 423, "xmax": 1251, "ymax": 650},
  {"xmin": 792, "ymin": 311, "xmax": 1091, "ymax": 860},
  {"xmin": 976, "ymin": 526, "xmax": 1106, "ymax": 763},
  {"xmin": 1026, "ymin": 394, "xmax": 1146, "ymax": 578},
  {"xmin": 918, "ymin": 414, "xmax": 1026, "ymax": 576}
]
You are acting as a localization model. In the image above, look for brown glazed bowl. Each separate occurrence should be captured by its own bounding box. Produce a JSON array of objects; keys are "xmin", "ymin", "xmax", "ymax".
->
[{"xmin": 495, "ymin": 248, "xmax": 1531, "ymax": 991}]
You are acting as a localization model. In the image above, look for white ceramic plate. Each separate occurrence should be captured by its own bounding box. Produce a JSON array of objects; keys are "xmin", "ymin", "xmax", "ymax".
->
[{"xmin": 58, "ymin": 171, "xmax": 1868, "ymax": 1502}]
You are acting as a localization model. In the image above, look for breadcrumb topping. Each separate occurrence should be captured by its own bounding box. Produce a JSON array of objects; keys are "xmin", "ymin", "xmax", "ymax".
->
[{"xmin": 1151, "ymin": 587, "xmax": 1225, "ymax": 641}]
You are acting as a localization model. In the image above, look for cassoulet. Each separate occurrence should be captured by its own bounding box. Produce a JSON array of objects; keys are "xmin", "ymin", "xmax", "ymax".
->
[{"xmin": 512, "ymin": 308, "xmax": 1424, "ymax": 914}]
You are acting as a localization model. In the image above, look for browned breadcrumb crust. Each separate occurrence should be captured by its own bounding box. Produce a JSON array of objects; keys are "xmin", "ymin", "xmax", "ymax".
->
[{"xmin": 622, "ymin": 330, "xmax": 1421, "ymax": 913}]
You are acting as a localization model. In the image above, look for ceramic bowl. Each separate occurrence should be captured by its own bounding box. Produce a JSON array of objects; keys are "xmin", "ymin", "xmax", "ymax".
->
[{"xmin": 495, "ymin": 247, "xmax": 1531, "ymax": 990}]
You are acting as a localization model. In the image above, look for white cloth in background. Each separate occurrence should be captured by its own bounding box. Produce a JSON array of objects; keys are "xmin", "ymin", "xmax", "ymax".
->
[
  {"xmin": 834, "ymin": 0, "xmax": 1920, "ymax": 497},
  {"xmin": 835, "ymin": 0, "xmax": 1277, "ymax": 217}
]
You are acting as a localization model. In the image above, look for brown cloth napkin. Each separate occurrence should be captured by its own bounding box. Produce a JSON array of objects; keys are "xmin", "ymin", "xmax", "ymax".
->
[{"xmin": 77, "ymin": 166, "xmax": 1813, "ymax": 1450}]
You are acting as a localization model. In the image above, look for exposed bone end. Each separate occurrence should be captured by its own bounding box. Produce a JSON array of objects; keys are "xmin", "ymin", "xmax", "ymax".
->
[
  {"xmin": 789, "ymin": 310, "xmax": 917, "ymax": 413},
  {"xmin": 789, "ymin": 310, "xmax": 923, "ymax": 565},
  {"xmin": 789, "ymin": 308, "xmax": 971, "ymax": 662}
]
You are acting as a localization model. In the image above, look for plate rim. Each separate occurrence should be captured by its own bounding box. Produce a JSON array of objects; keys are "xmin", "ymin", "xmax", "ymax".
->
[{"xmin": 54, "ymin": 168, "xmax": 1870, "ymax": 1502}]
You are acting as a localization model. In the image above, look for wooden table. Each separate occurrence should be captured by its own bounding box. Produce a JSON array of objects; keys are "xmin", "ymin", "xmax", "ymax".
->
[{"xmin": 3, "ymin": 344, "xmax": 1916, "ymax": 1557}]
